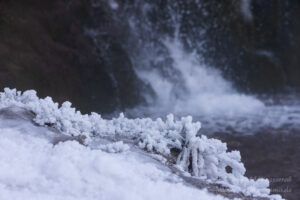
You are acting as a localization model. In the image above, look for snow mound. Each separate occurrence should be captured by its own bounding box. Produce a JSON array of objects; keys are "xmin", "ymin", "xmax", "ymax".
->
[
  {"xmin": 0, "ymin": 88, "xmax": 283, "ymax": 199},
  {"xmin": 0, "ymin": 127, "xmax": 232, "ymax": 200}
]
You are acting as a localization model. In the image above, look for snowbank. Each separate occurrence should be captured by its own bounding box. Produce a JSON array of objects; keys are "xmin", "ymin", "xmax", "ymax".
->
[
  {"xmin": 0, "ymin": 127, "xmax": 231, "ymax": 200},
  {"xmin": 0, "ymin": 88, "xmax": 283, "ymax": 199}
]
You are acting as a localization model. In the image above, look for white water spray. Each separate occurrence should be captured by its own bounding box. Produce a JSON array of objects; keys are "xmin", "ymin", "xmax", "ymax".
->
[{"xmin": 136, "ymin": 36, "xmax": 264, "ymax": 117}]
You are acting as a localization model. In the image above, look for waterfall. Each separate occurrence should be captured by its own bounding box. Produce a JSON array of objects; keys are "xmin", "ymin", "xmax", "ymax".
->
[{"xmin": 101, "ymin": 0, "xmax": 300, "ymax": 134}]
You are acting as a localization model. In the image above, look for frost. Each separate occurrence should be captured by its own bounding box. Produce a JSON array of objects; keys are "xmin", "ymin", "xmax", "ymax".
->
[
  {"xmin": 98, "ymin": 141, "xmax": 130, "ymax": 153},
  {"xmin": 0, "ymin": 88, "xmax": 283, "ymax": 199}
]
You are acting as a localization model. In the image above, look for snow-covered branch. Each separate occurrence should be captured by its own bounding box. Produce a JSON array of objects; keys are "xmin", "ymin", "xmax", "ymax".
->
[{"xmin": 0, "ymin": 88, "xmax": 282, "ymax": 199}]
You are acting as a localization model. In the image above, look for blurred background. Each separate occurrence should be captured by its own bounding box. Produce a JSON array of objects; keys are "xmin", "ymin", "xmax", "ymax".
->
[{"xmin": 1, "ymin": 0, "xmax": 300, "ymax": 114}]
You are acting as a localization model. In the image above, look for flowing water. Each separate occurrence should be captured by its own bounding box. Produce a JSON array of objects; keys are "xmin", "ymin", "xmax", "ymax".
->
[{"xmin": 107, "ymin": 1, "xmax": 300, "ymax": 135}]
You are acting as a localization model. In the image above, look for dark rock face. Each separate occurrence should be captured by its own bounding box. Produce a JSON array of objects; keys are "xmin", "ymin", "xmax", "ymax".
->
[
  {"xmin": 0, "ymin": 0, "xmax": 147, "ymax": 114},
  {"xmin": 199, "ymin": 0, "xmax": 300, "ymax": 93}
]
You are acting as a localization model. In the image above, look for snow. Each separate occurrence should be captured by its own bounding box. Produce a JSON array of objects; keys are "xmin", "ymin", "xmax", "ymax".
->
[
  {"xmin": 0, "ymin": 122, "xmax": 229, "ymax": 200},
  {"xmin": 0, "ymin": 88, "xmax": 283, "ymax": 200},
  {"xmin": 98, "ymin": 141, "xmax": 130, "ymax": 153}
]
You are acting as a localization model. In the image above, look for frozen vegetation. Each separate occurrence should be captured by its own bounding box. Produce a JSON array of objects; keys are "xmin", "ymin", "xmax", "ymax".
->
[{"xmin": 0, "ymin": 88, "xmax": 283, "ymax": 200}]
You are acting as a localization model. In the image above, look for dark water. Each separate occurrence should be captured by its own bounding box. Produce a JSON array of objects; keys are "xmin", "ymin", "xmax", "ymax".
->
[
  {"xmin": 213, "ymin": 132, "xmax": 300, "ymax": 200},
  {"xmin": 203, "ymin": 94, "xmax": 300, "ymax": 200}
]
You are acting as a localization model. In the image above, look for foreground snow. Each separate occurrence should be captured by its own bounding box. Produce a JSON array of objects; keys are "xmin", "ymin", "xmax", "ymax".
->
[
  {"xmin": 0, "ymin": 119, "xmax": 230, "ymax": 200},
  {"xmin": 0, "ymin": 88, "xmax": 283, "ymax": 200}
]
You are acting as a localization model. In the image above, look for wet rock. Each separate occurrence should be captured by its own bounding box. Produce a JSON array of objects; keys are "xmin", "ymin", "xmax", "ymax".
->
[
  {"xmin": 0, "ymin": 0, "xmax": 148, "ymax": 114},
  {"xmin": 200, "ymin": 0, "xmax": 300, "ymax": 93}
]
